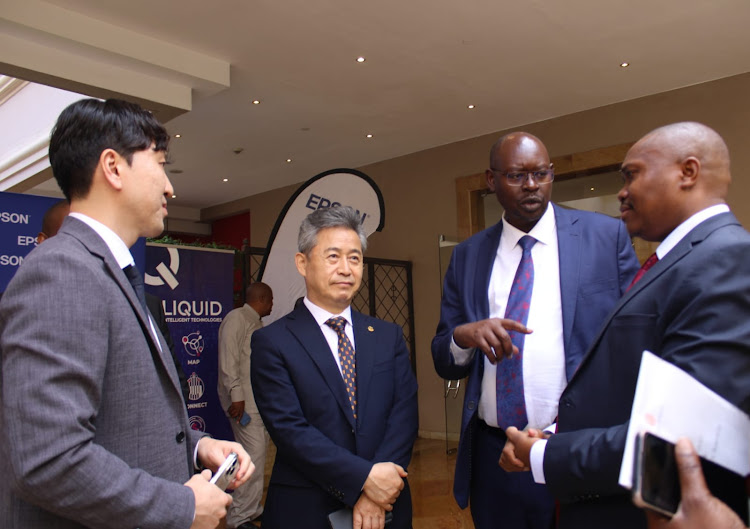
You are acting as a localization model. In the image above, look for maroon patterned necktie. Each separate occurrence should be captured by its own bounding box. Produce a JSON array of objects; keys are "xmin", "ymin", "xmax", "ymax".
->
[
  {"xmin": 626, "ymin": 253, "xmax": 658, "ymax": 292},
  {"xmin": 496, "ymin": 235, "xmax": 536, "ymax": 430},
  {"xmin": 326, "ymin": 317, "xmax": 358, "ymax": 419}
]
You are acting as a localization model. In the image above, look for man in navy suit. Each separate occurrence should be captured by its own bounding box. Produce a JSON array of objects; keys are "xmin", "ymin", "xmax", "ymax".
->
[
  {"xmin": 251, "ymin": 206, "xmax": 418, "ymax": 529},
  {"xmin": 432, "ymin": 132, "xmax": 639, "ymax": 529},
  {"xmin": 504, "ymin": 122, "xmax": 750, "ymax": 528}
]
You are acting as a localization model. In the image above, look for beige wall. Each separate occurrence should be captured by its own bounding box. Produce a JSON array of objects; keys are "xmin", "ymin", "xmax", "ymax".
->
[{"xmin": 204, "ymin": 72, "xmax": 750, "ymax": 437}]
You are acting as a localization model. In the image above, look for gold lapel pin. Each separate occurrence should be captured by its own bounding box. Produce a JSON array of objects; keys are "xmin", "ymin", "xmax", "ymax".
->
[{"xmin": 367, "ymin": 326, "xmax": 374, "ymax": 332}]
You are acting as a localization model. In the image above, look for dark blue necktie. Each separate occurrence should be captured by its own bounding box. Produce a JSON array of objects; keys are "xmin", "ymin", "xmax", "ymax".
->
[
  {"xmin": 123, "ymin": 264, "xmax": 148, "ymax": 313},
  {"xmin": 326, "ymin": 317, "xmax": 358, "ymax": 419},
  {"xmin": 496, "ymin": 235, "xmax": 536, "ymax": 430}
]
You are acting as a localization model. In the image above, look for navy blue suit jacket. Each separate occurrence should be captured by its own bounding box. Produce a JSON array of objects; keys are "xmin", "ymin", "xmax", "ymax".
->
[
  {"xmin": 432, "ymin": 204, "xmax": 639, "ymax": 508},
  {"xmin": 251, "ymin": 304, "xmax": 418, "ymax": 529},
  {"xmin": 545, "ymin": 212, "xmax": 750, "ymax": 529}
]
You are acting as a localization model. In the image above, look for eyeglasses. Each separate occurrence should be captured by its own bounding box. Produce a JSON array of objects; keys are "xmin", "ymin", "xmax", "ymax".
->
[{"xmin": 489, "ymin": 168, "xmax": 554, "ymax": 186}]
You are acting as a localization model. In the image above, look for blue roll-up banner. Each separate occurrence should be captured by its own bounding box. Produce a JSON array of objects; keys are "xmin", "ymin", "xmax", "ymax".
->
[
  {"xmin": 145, "ymin": 243, "xmax": 234, "ymax": 441},
  {"xmin": 0, "ymin": 191, "xmax": 62, "ymax": 292},
  {"xmin": 258, "ymin": 168, "xmax": 385, "ymax": 325}
]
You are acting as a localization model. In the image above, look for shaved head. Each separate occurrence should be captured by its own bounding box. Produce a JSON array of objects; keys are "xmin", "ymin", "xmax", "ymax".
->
[
  {"xmin": 619, "ymin": 122, "xmax": 731, "ymax": 241},
  {"xmin": 246, "ymin": 282, "xmax": 273, "ymax": 317},
  {"xmin": 638, "ymin": 122, "xmax": 731, "ymax": 200}
]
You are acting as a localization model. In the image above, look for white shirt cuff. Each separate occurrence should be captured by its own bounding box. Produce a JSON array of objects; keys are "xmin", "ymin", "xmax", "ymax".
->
[
  {"xmin": 530, "ymin": 438, "xmax": 548, "ymax": 484},
  {"xmin": 450, "ymin": 336, "xmax": 475, "ymax": 366}
]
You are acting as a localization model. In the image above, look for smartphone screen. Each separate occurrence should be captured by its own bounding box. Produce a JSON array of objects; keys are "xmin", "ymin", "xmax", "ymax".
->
[{"xmin": 634, "ymin": 432, "xmax": 681, "ymax": 517}]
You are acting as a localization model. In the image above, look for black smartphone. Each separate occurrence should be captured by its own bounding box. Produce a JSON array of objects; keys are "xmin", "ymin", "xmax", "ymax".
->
[{"xmin": 632, "ymin": 432, "xmax": 681, "ymax": 517}]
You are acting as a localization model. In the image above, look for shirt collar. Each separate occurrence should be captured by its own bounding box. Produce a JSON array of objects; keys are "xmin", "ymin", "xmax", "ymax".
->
[
  {"xmin": 303, "ymin": 297, "xmax": 353, "ymax": 328},
  {"xmin": 500, "ymin": 202, "xmax": 556, "ymax": 251},
  {"xmin": 69, "ymin": 212, "xmax": 134, "ymax": 269},
  {"xmin": 656, "ymin": 204, "xmax": 730, "ymax": 259}
]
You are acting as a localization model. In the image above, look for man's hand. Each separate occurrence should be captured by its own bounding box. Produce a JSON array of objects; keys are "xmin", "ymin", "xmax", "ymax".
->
[
  {"xmin": 501, "ymin": 427, "xmax": 544, "ymax": 471},
  {"xmin": 185, "ymin": 469, "xmax": 232, "ymax": 529},
  {"xmin": 353, "ymin": 493, "xmax": 387, "ymax": 529},
  {"xmin": 227, "ymin": 401, "xmax": 245, "ymax": 421},
  {"xmin": 645, "ymin": 438, "xmax": 746, "ymax": 529},
  {"xmin": 453, "ymin": 319, "xmax": 531, "ymax": 364},
  {"xmin": 362, "ymin": 462, "xmax": 407, "ymax": 509},
  {"xmin": 196, "ymin": 437, "xmax": 255, "ymax": 490}
]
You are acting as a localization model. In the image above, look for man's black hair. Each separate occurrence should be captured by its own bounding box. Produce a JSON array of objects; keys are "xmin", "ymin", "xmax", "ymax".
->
[{"xmin": 49, "ymin": 98, "xmax": 169, "ymax": 200}]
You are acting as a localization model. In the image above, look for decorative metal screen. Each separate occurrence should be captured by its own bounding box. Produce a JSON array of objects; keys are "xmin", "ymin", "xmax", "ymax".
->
[{"xmin": 243, "ymin": 248, "xmax": 416, "ymax": 372}]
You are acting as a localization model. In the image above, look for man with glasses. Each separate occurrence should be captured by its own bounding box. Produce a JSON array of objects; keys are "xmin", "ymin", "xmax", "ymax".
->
[{"xmin": 432, "ymin": 132, "xmax": 639, "ymax": 529}]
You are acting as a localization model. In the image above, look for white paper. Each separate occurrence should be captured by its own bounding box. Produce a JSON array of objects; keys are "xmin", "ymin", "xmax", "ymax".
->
[{"xmin": 619, "ymin": 351, "xmax": 750, "ymax": 489}]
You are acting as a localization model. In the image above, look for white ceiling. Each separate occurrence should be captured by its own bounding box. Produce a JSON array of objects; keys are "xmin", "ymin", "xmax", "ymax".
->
[{"xmin": 22, "ymin": 0, "xmax": 750, "ymax": 209}]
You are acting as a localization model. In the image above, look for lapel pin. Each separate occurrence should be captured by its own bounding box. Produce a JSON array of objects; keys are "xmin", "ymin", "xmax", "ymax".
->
[{"xmin": 368, "ymin": 326, "xmax": 374, "ymax": 332}]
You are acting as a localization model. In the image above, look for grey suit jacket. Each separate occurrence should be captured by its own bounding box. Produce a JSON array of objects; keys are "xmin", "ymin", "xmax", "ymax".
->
[{"xmin": 0, "ymin": 217, "xmax": 202, "ymax": 529}]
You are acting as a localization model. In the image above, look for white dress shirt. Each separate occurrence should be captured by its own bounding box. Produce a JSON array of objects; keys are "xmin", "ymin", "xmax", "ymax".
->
[
  {"xmin": 304, "ymin": 297, "xmax": 356, "ymax": 376},
  {"xmin": 452, "ymin": 204, "xmax": 567, "ymax": 430},
  {"xmin": 529, "ymin": 204, "xmax": 731, "ymax": 484}
]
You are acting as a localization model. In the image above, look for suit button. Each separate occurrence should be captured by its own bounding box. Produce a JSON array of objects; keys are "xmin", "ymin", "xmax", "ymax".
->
[
  {"xmin": 467, "ymin": 401, "xmax": 476, "ymax": 410},
  {"xmin": 176, "ymin": 431, "xmax": 185, "ymax": 443}
]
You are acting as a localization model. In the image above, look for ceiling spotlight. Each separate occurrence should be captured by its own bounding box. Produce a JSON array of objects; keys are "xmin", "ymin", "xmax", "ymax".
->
[
  {"xmin": 356, "ymin": 56, "xmax": 366, "ymax": 63},
  {"xmin": 223, "ymin": 178, "xmax": 228, "ymax": 182},
  {"xmin": 174, "ymin": 134, "xmax": 182, "ymax": 138},
  {"xmin": 467, "ymin": 104, "xmax": 475, "ymax": 109},
  {"xmin": 620, "ymin": 62, "xmax": 630, "ymax": 68},
  {"xmin": 590, "ymin": 187, "xmax": 595, "ymax": 191},
  {"xmin": 366, "ymin": 134, "xmax": 373, "ymax": 138},
  {"xmin": 171, "ymin": 194, "xmax": 176, "ymax": 199},
  {"xmin": 252, "ymin": 99, "xmax": 260, "ymax": 105},
  {"xmin": 286, "ymin": 159, "xmax": 292, "ymax": 163}
]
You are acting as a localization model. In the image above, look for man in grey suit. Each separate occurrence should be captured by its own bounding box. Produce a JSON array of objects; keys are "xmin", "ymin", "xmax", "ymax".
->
[{"xmin": 0, "ymin": 98, "xmax": 253, "ymax": 529}]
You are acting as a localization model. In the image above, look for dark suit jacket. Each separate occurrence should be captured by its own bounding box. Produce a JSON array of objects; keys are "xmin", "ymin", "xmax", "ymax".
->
[
  {"xmin": 545, "ymin": 212, "xmax": 750, "ymax": 529},
  {"xmin": 432, "ymin": 204, "xmax": 639, "ymax": 508},
  {"xmin": 0, "ymin": 217, "xmax": 201, "ymax": 529},
  {"xmin": 251, "ymin": 303, "xmax": 418, "ymax": 529}
]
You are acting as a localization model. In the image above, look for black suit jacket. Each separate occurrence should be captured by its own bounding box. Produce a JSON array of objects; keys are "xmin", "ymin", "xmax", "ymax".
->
[
  {"xmin": 544, "ymin": 212, "xmax": 750, "ymax": 529},
  {"xmin": 251, "ymin": 304, "xmax": 418, "ymax": 529}
]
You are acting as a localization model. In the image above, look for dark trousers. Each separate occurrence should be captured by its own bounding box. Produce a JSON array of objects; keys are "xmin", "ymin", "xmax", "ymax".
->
[{"xmin": 469, "ymin": 420, "xmax": 555, "ymax": 529}]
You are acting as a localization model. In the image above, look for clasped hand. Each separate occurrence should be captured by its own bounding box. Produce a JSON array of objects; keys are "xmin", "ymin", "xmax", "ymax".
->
[
  {"xmin": 354, "ymin": 462, "xmax": 407, "ymax": 529},
  {"xmin": 453, "ymin": 318, "xmax": 532, "ymax": 364},
  {"xmin": 498, "ymin": 427, "xmax": 548, "ymax": 473}
]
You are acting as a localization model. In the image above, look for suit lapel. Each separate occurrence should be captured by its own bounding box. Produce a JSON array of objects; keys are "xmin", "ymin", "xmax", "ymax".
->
[
  {"xmin": 555, "ymin": 205, "xmax": 581, "ymax": 362},
  {"xmin": 63, "ymin": 218, "xmax": 184, "ymax": 398},
  {"xmin": 475, "ymin": 222, "xmax": 503, "ymax": 320},
  {"xmin": 286, "ymin": 306, "xmax": 356, "ymax": 429},
  {"xmin": 352, "ymin": 311, "xmax": 375, "ymax": 427},
  {"xmin": 566, "ymin": 212, "xmax": 737, "ymax": 387}
]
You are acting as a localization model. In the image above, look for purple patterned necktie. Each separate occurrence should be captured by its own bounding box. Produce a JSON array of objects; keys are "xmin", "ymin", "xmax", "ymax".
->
[
  {"xmin": 496, "ymin": 235, "xmax": 536, "ymax": 430},
  {"xmin": 326, "ymin": 317, "xmax": 358, "ymax": 419}
]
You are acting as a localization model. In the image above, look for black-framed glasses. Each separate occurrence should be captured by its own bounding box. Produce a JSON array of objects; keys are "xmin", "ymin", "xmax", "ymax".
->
[{"xmin": 489, "ymin": 168, "xmax": 554, "ymax": 186}]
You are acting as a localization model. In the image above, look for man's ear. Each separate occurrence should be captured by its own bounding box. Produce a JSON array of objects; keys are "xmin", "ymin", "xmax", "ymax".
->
[
  {"xmin": 294, "ymin": 252, "xmax": 307, "ymax": 278},
  {"xmin": 100, "ymin": 149, "xmax": 124, "ymax": 191},
  {"xmin": 485, "ymin": 170, "xmax": 496, "ymax": 192},
  {"xmin": 679, "ymin": 156, "xmax": 700, "ymax": 190}
]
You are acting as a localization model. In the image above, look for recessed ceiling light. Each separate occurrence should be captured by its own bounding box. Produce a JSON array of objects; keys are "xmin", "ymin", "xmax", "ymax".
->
[
  {"xmin": 252, "ymin": 99, "xmax": 260, "ymax": 105},
  {"xmin": 174, "ymin": 134, "xmax": 182, "ymax": 138},
  {"xmin": 620, "ymin": 62, "xmax": 630, "ymax": 68},
  {"xmin": 171, "ymin": 194, "xmax": 176, "ymax": 199},
  {"xmin": 590, "ymin": 187, "xmax": 595, "ymax": 191},
  {"xmin": 286, "ymin": 159, "xmax": 292, "ymax": 163},
  {"xmin": 223, "ymin": 178, "xmax": 228, "ymax": 182},
  {"xmin": 356, "ymin": 57, "xmax": 366, "ymax": 63},
  {"xmin": 467, "ymin": 104, "xmax": 475, "ymax": 109},
  {"xmin": 366, "ymin": 134, "xmax": 373, "ymax": 138}
]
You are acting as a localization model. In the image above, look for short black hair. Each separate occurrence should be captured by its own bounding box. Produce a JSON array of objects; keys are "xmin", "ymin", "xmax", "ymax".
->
[{"xmin": 49, "ymin": 98, "xmax": 169, "ymax": 200}]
